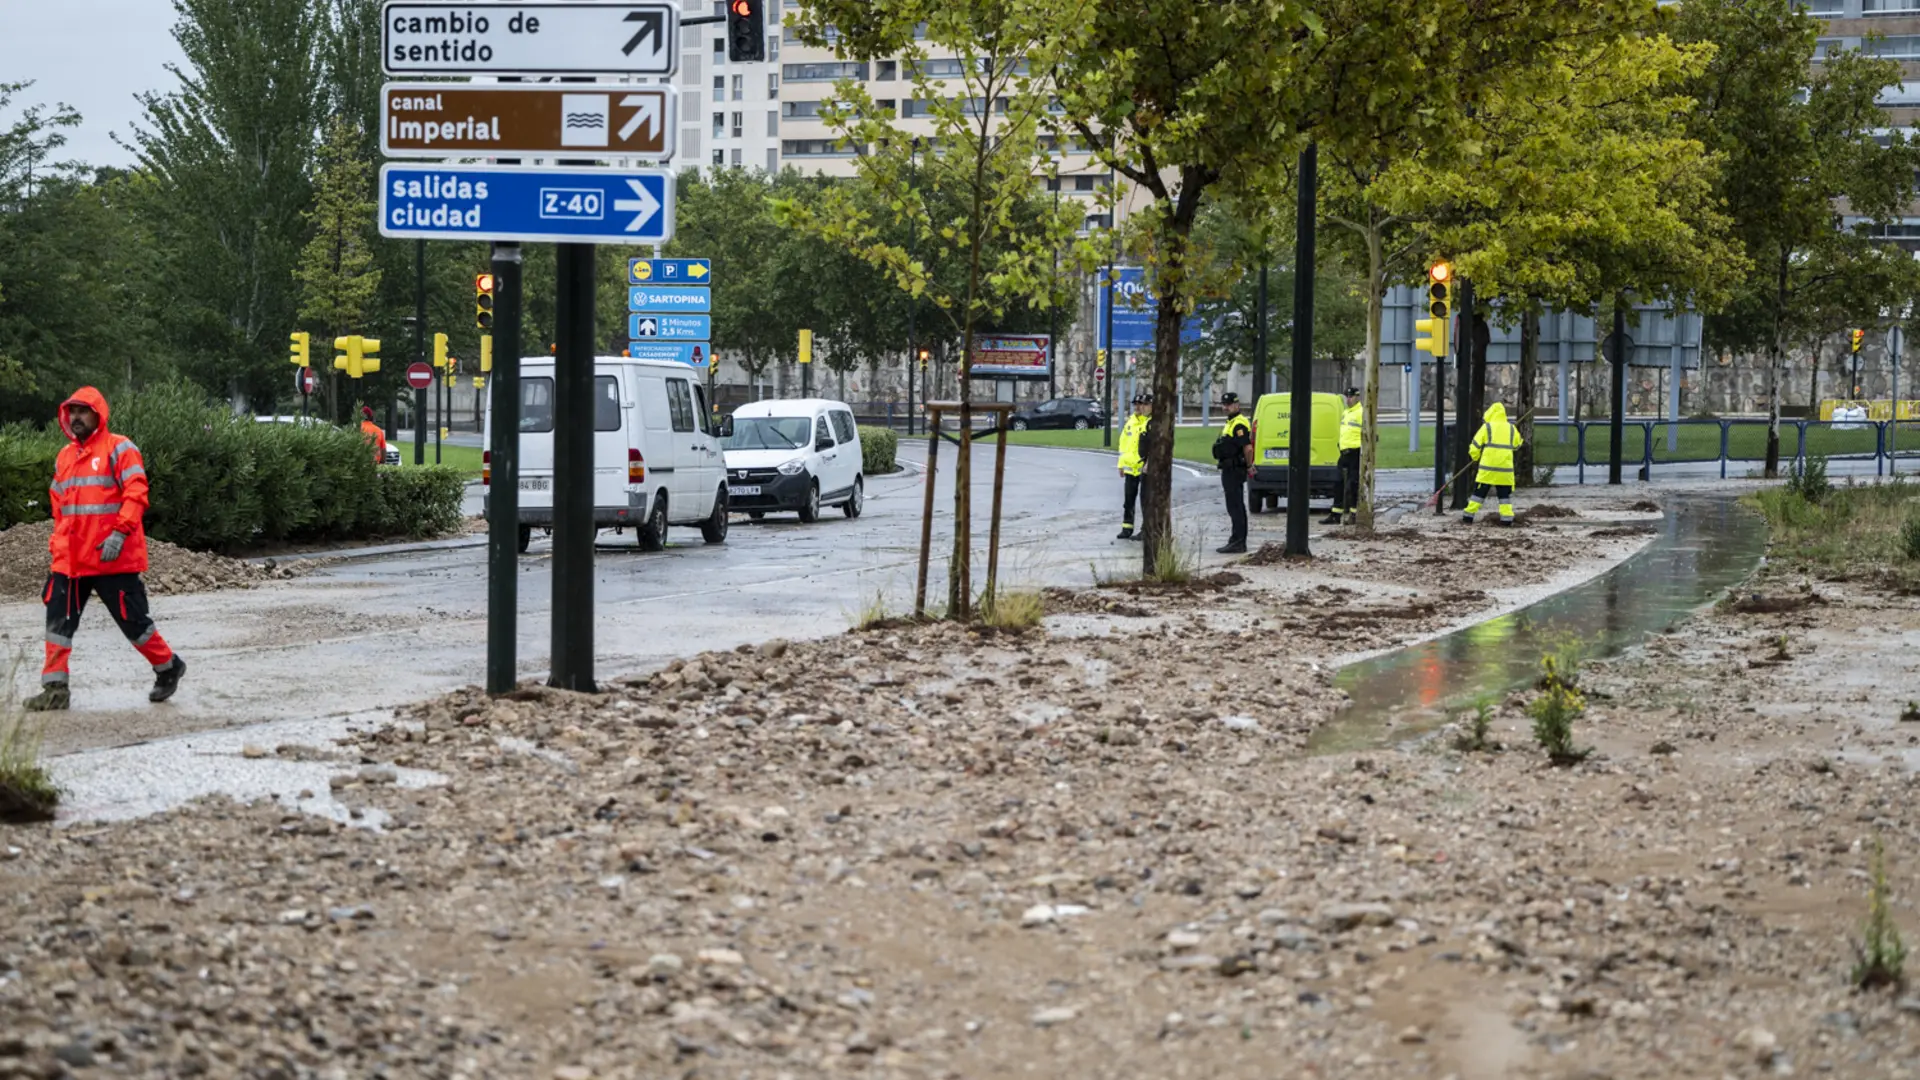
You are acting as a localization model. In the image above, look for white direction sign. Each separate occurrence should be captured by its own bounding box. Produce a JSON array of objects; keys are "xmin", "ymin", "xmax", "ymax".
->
[{"xmin": 381, "ymin": 2, "xmax": 680, "ymax": 77}]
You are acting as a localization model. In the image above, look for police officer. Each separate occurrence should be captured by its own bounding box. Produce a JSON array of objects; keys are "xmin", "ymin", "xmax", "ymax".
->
[
  {"xmin": 1215, "ymin": 392, "xmax": 1253, "ymax": 554},
  {"xmin": 1116, "ymin": 393, "xmax": 1151, "ymax": 540},
  {"xmin": 1323, "ymin": 385, "xmax": 1363, "ymax": 526}
]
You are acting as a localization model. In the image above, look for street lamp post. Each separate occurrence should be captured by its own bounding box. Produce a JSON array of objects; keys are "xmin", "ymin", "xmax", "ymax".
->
[
  {"xmin": 1102, "ymin": 166, "xmax": 1116, "ymax": 449},
  {"xmin": 1048, "ymin": 182, "xmax": 1059, "ymax": 402}
]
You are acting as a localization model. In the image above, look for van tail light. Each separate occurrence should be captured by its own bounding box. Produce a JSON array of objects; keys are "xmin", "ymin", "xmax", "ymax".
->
[
  {"xmin": 629, "ymin": 447, "xmax": 645, "ymax": 484},
  {"xmin": 482, "ymin": 450, "xmax": 490, "ymax": 487}
]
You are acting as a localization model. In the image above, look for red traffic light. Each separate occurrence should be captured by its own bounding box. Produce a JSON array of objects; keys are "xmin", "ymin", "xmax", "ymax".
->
[
  {"xmin": 1428, "ymin": 261, "xmax": 1452, "ymax": 284},
  {"xmin": 730, "ymin": 0, "xmax": 751, "ymax": 14},
  {"xmin": 476, "ymin": 273, "xmax": 495, "ymax": 292}
]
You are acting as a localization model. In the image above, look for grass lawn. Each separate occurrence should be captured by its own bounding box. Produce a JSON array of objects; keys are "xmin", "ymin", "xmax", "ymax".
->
[{"xmin": 391, "ymin": 442, "xmax": 484, "ymax": 478}]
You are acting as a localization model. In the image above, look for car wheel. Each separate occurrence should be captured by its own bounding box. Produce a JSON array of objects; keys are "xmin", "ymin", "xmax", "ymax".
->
[
  {"xmin": 701, "ymin": 485, "xmax": 729, "ymax": 544},
  {"xmin": 639, "ymin": 493, "xmax": 668, "ymax": 552},
  {"xmin": 797, "ymin": 481, "xmax": 820, "ymax": 524},
  {"xmin": 1073, "ymin": 418, "xmax": 1090, "ymax": 430},
  {"xmin": 516, "ymin": 525, "xmax": 532, "ymax": 553},
  {"xmin": 1012, "ymin": 418, "xmax": 1029, "ymax": 431},
  {"xmin": 843, "ymin": 476, "xmax": 863, "ymax": 519}
]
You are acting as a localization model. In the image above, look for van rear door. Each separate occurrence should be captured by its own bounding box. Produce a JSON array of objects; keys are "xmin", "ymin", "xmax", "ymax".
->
[
  {"xmin": 592, "ymin": 366, "xmax": 631, "ymax": 513},
  {"xmin": 516, "ymin": 364, "xmax": 558, "ymax": 511}
]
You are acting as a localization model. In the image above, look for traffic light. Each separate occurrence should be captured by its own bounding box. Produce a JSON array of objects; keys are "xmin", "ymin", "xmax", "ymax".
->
[
  {"xmin": 481, "ymin": 334, "xmax": 493, "ymax": 373},
  {"xmin": 433, "ymin": 332, "xmax": 450, "ymax": 369},
  {"xmin": 1852, "ymin": 328, "xmax": 1866, "ymax": 353},
  {"xmin": 917, "ymin": 346, "xmax": 931, "ymax": 365},
  {"xmin": 289, "ymin": 331, "xmax": 310, "ymax": 367},
  {"xmin": 798, "ymin": 328, "xmax": 813, "ymax": 364},
  {"xmin": 475, "ymin": 273, "xmax": 495, "ymax": 331},
  {"xmin": 332, "ymin": 335, "xmax": 382, "ymax": 378},
  {"xmin": 726, "ymin": 0, "xmax": 765, "ymax": 62},
  {"xmin": 1414, "ymin": 261, "xmax": 1452, "ymax": 359}
]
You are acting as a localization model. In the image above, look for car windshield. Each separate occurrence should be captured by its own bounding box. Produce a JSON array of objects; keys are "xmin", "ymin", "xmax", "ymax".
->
[{"xmin": 726, "ymin": 415, "xmax": 812, "ymax": 451}]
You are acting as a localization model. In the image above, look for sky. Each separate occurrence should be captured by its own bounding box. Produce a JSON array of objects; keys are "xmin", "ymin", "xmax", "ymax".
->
[{"xmin": 0, "ymin": 0, "xmax": 186, "ymax": 168}]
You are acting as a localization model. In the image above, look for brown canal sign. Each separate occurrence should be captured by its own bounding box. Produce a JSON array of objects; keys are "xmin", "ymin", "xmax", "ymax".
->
[{"xmin": 380, "ymin": 83, "xmax": 676, "ymax": 160}]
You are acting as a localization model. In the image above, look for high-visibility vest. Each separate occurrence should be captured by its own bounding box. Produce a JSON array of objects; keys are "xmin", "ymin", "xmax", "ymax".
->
[
  {"xmin": 1118, "ymin": 415, "xmax": 1149, "ymax": 476},
  {"xmin": 1469, "ymin": 405, "xmax": 1523, "ymax": 484},
  {"xmin": 51, "ymin": 386, "xmax": 152, "ymax": 577},
  {"xmin": 1339, "ymin": 402, "xmax": 1363, "ymax": 451}
]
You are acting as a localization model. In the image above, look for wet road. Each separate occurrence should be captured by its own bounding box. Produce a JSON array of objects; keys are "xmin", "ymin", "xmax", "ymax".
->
[{"xmin": 7, "ymin": 443, "xmax": 1224, "ymax": 754}]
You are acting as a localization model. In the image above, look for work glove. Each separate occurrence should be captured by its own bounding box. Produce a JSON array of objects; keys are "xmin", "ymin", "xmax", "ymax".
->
[{"xmin": 97, "ymin": 531, "xmax": 125, "ymax": 563}]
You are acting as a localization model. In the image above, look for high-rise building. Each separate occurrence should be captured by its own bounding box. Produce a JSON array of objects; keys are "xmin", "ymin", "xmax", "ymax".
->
[{"xmin": 675, "ymin": 0, "xmax": 783, "ymax": 175}]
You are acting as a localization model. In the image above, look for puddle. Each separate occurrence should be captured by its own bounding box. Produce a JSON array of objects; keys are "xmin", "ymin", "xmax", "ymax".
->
[
  {"xmin": 1310, "ymin": 498, "xmax": 1767, "ymax": 752},
  {"xmin": 50, "ymin": 712, "xmax": 445, "ymax": 827}
]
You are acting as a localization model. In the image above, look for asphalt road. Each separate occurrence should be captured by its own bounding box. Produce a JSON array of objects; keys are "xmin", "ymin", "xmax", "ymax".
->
[{"xmin": 8, "ymin": 443, "xmax": 1233, "ymax": 755}]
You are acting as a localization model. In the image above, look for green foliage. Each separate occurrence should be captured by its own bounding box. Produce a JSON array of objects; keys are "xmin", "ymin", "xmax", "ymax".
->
[
  {"xmin": 0, "ymin": 647, "xmax": 59, "ymax": 824},
  {"xmin": 1902, "ymin": 509, "xmax": 1920, "ymax": 562},
  {"xmin": 0, "ymin": 425, "xmax": 59, "ymax": 530},
  {"xmin": 1528, "ymin": 655, "xmax": 1591, "ymax": 766},
  {"xmin": 1853, "ymin": 836, "xmax": 1908, "ymax": 991},
  {"xmin": 1749, "ymin": 478, "xmax": 1920, "ymax": 584},
  {"xmin": 1148, "ymin": 532, "xmax": 1196, "ymax": 585},
  {"xmin": 1453, "ymin": 696, "xmax": 1498, "ymax": 753},
  {"xmin": 981, "ymin": 589, "xmax": 1046, "ymax": 633},
  {"xmin": 1787, "ymin": 454, "xmax": 1831, "ymax": 504},
  {"xmin": 294, "ymin": 115, "xmax": 382, "ymax": 336},
  {"xmin": 859, "ymin": 426, "xmax": 898, "ymax": 475},
  {"xmin": 366, "ymin": 465, "xmax": 467, "ymax": 539}
]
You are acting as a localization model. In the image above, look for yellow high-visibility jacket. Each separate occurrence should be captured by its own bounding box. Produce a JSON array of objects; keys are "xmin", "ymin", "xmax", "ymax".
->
[
  {"xmin": 1338, "ymin": 401, "xmax": 1364, "ymax": 451},
  {"xmin": 1469, "ymin": 402, "xmax": 1523, "ymax": 486},
  {"xmin": 1118, "ymin": 415, "xmax": 1149, "ymax": 477}
]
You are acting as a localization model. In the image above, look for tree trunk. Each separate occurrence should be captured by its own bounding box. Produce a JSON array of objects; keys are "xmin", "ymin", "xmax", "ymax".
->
[
  {"xmin": 1357, "ymin": 225, "xmax": 1384, "ymax": 531},
  {"xmin": 1140, "ymin": 192, "xmax": 1201, "ymax": 576},
  {"xmin": 1517, "ymin": 308, "xmax": 1538, "ymax": 486}
]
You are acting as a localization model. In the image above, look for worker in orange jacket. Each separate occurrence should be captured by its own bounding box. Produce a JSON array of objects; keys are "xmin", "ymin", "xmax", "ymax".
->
[
  {"xmin": 360, "ymin": 405, "xmax": 388, "ymax": 465},
  {"xmin": 25, "ymin": 387, "xmax": 186, "ymax": 711}
]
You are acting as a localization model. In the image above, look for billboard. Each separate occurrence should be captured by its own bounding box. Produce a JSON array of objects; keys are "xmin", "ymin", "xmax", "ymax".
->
[{"xmin": 969, "ymin": 334, "xmax": 1051, "ymax": 378}]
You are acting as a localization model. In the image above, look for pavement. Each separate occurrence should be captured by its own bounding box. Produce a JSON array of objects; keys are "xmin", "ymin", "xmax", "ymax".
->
[{"xmin": 6, "ymin": 443, "xmax": 1225, "ymax": 756}]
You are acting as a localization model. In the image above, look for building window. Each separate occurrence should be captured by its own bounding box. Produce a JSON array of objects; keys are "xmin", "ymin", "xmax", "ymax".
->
[
  {"xmin": 878, "ymin": 60, "xmax": 898, "ymax": 81},
  {"xmin": 767, "ymin": 147, "xmax": 779, "ymax": 172},
  {"xmin": 731, "ymin": 111, "xmax": 743, "ymax": 137},
  {"xmin": 732, "ymin": 74, "xmax": 744, "ymax": 101},
  {"xmin": 769, "ymin": 34, "xmax": 779, "ymax": 59},
  {"xmin": 713, "ymin": 112, "xmax": 724, "ymax": 138},
  {"xmin": 711, "ymin": 0, "xmax": 724, "ymax": 17},
  {"xmin": 875, "ymin": 99, "xmax": 897, "ymax": 116},
  {"xmin": 1869, "ymin": 35, "xmax": 1920, "ymax": 58},
  {"xmin": 713, "ymin": 37, "xmax": 725, "ymax": 61},
  {"xmin": 1865, "ymin": 0, "xmax": 1920, "ymax": 13},
  {"xmin": 767, "ymin": 109, "xmax": 779, "ymax": 135},
  {"xmin": 782, "ymin": 99, "xmax": 823, "ymax": 118},
  {"xmin": 901, "ymin": 98, "xmax": 938, "ymax": 118},
  {"xmin": 910, "ymin": 58, "xmax": 966, "ymax": 78},
  {"xmin": 783, "ymin": 61, "xmax": 867, "ymax": 81},
  {"xmin": 713, "ymin": 75, "xmax": 724, "ymax": 100},
  {"xmin": 731, "ymin": 148, "xmax": 742, "ymax": 167},
  {"xmin": 782, "ymin": 138, "xmax": 855, "ymax": 157},
  {"xmin": 1072, "ymin": 175, "xmax": 1097, "ymax": 192},
  {"xmin": 713, "ymin": 149, "xmax": 725, "ymax": 166},
  {"xmin": 768, "ymin": 72, "xmax": 780, "ymax": 96}
]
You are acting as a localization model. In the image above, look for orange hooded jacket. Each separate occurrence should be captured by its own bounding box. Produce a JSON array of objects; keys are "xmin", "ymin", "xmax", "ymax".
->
[{"xmin": 50, "ymin": 387, "xmax": 152, "ymax": 577}]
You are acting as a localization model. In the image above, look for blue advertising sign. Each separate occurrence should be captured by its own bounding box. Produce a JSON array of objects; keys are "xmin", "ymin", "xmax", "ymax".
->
[
  {"xmin": 629, "ymin": 313, "xmax": 711, "ymax": 339},
  {"xmin": 628, "ymin": 285, "xmax": 710, "ymax": 312},
  {"xmin": 378, "ymin": 164, "xmax": 673, "ymax": 244},
  {"xmin": 627, "ymin": 341, "xmax": 709, "ymax": 366},
  {"xmin": 628, "ymin": 258, "xmax": 711, "ymax": 285},
  {"xmin": 1097, "ymin": 266, "xmax": 1203, "ymax": 350}
]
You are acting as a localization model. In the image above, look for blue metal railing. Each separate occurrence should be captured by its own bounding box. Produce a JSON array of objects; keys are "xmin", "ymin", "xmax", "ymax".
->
[{"xmin": 1457, "ymin": 418, "xmax": 1917, "ymax": 482}]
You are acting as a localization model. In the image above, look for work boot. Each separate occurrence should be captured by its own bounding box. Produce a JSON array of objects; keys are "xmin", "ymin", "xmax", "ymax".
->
[
  {"xmin": 1459, "ymin": 514, "xmax": 1476, "ymax": 526},
  {"xmin": 1496, "ymin": 518, "xmax": 1514, "ymax": 528},
  {"xmin": 1116, "ymin": 527, "xmax": 1134, "ymax": 540},
  {"xmin": 149, "ymin": 657, "xmax": 186, "ymax": 704},
  {"xmin": 1216, "ymin": 542, "xmax": 1248, "ymax": 555},
  {"xmin": 1319, "ymin": 513, "xmax": 1342, "ymax": 525},
  {"xmin": 23, "ymin": 685, "xmax": 69, "ymax": 712}
]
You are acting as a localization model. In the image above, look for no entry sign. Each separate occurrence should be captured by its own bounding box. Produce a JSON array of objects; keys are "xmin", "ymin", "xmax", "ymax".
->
[{"xmin": 406, "ymin": 362, "xmax": 434, "ymax": 390}]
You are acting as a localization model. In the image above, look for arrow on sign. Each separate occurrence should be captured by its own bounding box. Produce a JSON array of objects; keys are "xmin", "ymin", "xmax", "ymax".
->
[
  {"xmin": 622, "ymin": 10, "xmax": 665, "ymax": 56},
  {"xmin": 687, "ymin": 262, "xmax": 708, "ymax": 280},
  {"xmin": 614, "ymin": 179, "xmax": 661, "ymax": 233},
  {"xmin": 618, "ymin": 94, "xmax": 661, "ymax": 144},
  {"xmin": 636, "ymin": 318, "xmax": 658, "ymax": 336}
]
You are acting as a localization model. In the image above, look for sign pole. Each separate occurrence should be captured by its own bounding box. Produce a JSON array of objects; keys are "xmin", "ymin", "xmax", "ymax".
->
[
  {"xmin": 549, "ymin": 241, "xmax": 597, "ymax": 693},
  {"xmin": 487, "ymin": 242, "xmax": 522, "ymax": 694},
  {"xmin": 1283, "ymin": 142, "xmax": 1316, "ymax": 558},
  {"xmin": 1610, "ymin": 300, "xmax": 1626, "ymax": 486},
  {"xmin": 414, "ymin": 237, "xmax": 428, "ymax": 465}
]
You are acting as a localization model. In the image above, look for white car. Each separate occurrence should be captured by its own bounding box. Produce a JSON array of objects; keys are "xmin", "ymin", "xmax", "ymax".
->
[
  {"xmin": 722, "ymin": 399, "xmax": 864, "ymax": 523},
  {"xmin": 484, "ymin": 356, "xmax": 731, "ymax": 553}
]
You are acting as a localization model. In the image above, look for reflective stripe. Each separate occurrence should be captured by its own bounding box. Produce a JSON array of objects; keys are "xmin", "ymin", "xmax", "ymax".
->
[
  {"xmin": 51, "ymin": 476, "xmax": 117, "ymax": 493},
  {"xmin": 117, "ymin": 465, "xmax": 147, "ymax": 482},
  {"xmin": 45, "ymin": 632, "xmax": 73, "ymax": 648},
  {"xmin": 109, "ymin": 440, "xmax": 139, "ymax": 467},
  {"xmin": 134, "ymin": 627, "xmax": 155, "ymax": 646},
  {"xmin": 41, "ymin": 673, "xmax": 68, "ymax": 685},
  {"xmin": 65, "ymin": 502, "xmax": 124, "ymax": 516},
  {"xmin": 151, "ymin": 662, "xmax": 173, "ymax": 672}
]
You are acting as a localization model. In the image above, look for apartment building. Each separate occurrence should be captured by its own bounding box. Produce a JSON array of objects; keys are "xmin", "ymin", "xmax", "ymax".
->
[
  {"xmin": 1812, "ymin": 0, "xmax": 1920, "ymax": 243},
  {"xmin": 674, "ymin": 0, "xmax": 784, "ymax": 175}
]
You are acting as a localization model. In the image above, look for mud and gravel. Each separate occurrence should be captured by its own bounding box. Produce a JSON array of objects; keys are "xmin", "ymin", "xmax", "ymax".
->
[
  {"xmin": 8, "ymin": 487, "xmax": 1920, "ymax": 1079},
  {"xmin": 0, "ymin": 520, "xmax": 300, "ymax": 600}
]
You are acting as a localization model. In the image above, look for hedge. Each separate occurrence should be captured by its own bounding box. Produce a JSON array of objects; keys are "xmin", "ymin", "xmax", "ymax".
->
[
  {"xmin": 859, "ymin": 426, "xmax": 899, "ymax": 475},
  {"xmin": 0, "ymin": 384, "xmax": 465, "ymax": 550}
]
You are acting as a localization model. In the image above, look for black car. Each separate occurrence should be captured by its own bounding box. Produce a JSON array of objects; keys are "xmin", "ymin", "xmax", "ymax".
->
[{"xmin": 1009, "ymin": 396, "xmax": 1104, "ymax": 431}]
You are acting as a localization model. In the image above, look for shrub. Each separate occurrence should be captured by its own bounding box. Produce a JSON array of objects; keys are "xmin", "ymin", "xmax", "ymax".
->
[
  {"xmin": 1453, "ymin": 696, "xmax": 1497, "ymax": 753},
  {"xmin": 367, "ymin": 466, "xmax": 467, "ymax": 539},
  {"xmin": 1787, "ymin": 453, "xmax": 1831, "ymax": 504},
  {"xmin": 1853, "ymin": 836, "xmax": 1908, "ymax": 991},
  {"xmin": 0, "ymin": 647, "xmax": 58, "ymax": 824},
  {"xmin": 982, "ymin": 589, "xmax": 1045, "ymax": 632},
  {"xmin": 860, "ymin": 426, "xmax": 899, "ymax": 475},
  {"xmin": 1529, "ymin": 654, "xmax": 1591, "ymax": 766},
  {"xmin": 0, "ymin": 425, "xmax": 59, "ymax": 530},
  {"xmin": 1903, "ymin": 509, "xmax": 1920, "ymax": 562}
]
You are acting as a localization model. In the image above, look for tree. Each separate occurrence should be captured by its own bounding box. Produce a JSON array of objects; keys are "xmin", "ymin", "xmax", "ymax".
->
[
  {"xmin": 783, "ymin": 0, "xmax": 1093, "ymax": 618},
  {"xmin": 123, "ymin": 0, "xmax": 325, "ymax": 407},
  {"xmin": 295, "ymin": 116, "xmax": 383, "ymax": 422},
  {"xmin": 1674, "ymin": 0, "xmax": 1920, "ymax": 477}
]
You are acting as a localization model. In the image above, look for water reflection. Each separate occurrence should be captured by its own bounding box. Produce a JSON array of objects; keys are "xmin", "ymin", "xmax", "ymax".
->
[{"xmin": 1309, "ymin": 498, "xmax": 1767, "ymax": 752}]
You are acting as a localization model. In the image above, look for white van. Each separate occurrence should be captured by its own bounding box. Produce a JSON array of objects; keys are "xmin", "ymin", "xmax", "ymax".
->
[
  {"xmin": 721, "ymin": 398, "xmax": 864, "ymax": 523},
  {"xmin": 484, "ymin": 356, "xmax": 729, "ymax": 552}
]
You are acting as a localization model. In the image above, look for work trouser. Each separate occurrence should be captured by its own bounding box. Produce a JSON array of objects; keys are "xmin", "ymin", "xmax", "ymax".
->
[
  {"xmin": 1465, "ymin": 483, "xmax": 1515, "ymax": 523},
  {"xmin": 1122, "ymin": 472, "xmax": 1146, "ymax": 529},
  {"xmin": 1221, "ymin": 468, "xmax": 1248, "ymax": 545},
  {"xmin": 1334, "ymin": 448, "xmax": 1360, "ymax": 514},
  {"xmin": 42, "ymin": 572, "xmax": 175, "ymax": 685}
]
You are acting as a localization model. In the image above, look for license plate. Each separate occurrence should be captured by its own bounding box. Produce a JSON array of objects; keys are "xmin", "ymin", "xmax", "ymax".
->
[
  {"xmin": 1264, "ymin": 448, "xmax": 1287, "ymax": 461},
  {"xmin": 520, "ymin": 476, "xmax": 550, "ymax": 491},
  {"xmin": 732, "ymin": 485, "xmax": 762, "ymax": 496}
]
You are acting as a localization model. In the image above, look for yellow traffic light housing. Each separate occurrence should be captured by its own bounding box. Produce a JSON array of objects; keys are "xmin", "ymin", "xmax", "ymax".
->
[
  {"xmin": 1852, "ymin": 328, "xmax": 1866, "ymax": 353},
  {"xmin": 1414, "ymin": 262, "xmax": 1452, "ymax": 359},
  {"xmin": 360, "ymin": 338, "xmax": 380, "ymax": 375},
  {"xmin": 289, "ymin": 331, "xmax": 310, "ymax": 367},
  {"xmin": 433, "ymin": 332, "xmax": 449, "ymax": 369},
  {"xmin": 331, "ymin": 335, "xmax": 382, "ymax": 378},
  {"xmin": 475, "ymin": 273, "xmax": 495, "ymax": 331},
  {"xmin": 481, "ymin": 334, "xmax": 493, "ymax": 373}
]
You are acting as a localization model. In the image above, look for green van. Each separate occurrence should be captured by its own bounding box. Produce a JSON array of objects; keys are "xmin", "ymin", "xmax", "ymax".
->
[{"xmin": 1247, "ymin": 392, "xmax": 1342, "ymax": 513}]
